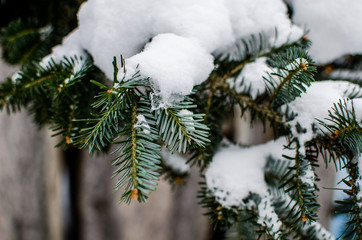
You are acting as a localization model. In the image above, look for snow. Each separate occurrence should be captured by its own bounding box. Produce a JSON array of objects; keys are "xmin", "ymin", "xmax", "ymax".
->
[
  {"xmin": 303, "ymin": 222, "xmax": 336, "ymax": 240},
  {"xmin": 228, "ymin": 57, "xmax": 271, "ymax": 99},
  {"xmin": 290, "ymin": 0, "xmax": 362, "ymax": 64},
  {"xmin": 178, "ymin": 109, "xmax": 195, "ymax": 130},
  {"xmin": 40, "ymin": 29, "xmax": 86, "ymax": 68},
  {"xmin": 284, "ymin": 81, "xmax": 361, "ymax": 152},
  {"xmin": 277, "ymin": 195, "xmax": 336, "ymax": 239},
  {"xmin": 352, "ymin": 98, "xmax": 362, "ymax": 122},
  {"xmin": 43, "ymin": 0, "xmax": 301, "ymax": 108},
  {"xmin": 257, "ymin": 193, "xmax": 282, "ymax": 238},
  {"xmin": 39, "ymin": 25, "xmax": 53, "ymax": 39},
  {"xmin": 205, "ymin": 138, "xmax": 291, "ymax": 208},
  {"xmin": 330, "ymin": 70, "xmax": 362, "ymax": 83},
  {"xmin": 219, "ymin": 0, "xmax": 303, "ymax": 54},
  {"xmin": 300, "ymin": 163, "xmax": 315, "ymax": 187},
  {"xmin": 160, "ymin": 148, "xmax": 190, "ymax": 174},
  {"xmin": 134, "ymin": 114, "xmax": 151, "ymax": 134},
  {"xmin": 126, "ymin": 34, "xmax": 214, "ymax": 108},
  {"xmin": 11, "ymin": 71, "xmax": 21, "ymax": 83},
  {"xmin": 228, "ymin": 57, "xmax": 311, "ymax": 100},
  {"xmin": 357, "ymin": 154, "xmax": 362, "ymax": 212}
]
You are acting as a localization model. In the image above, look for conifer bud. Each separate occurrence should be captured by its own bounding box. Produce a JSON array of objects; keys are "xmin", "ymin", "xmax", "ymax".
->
[
  {"xmin": 65, "ymin": 136, "xmax": 71, "ymax": 144},
  {"xmin": 175, "ymin": 176, "xmax": 184, "ymax": 184},
  {"xmin": 131, "ymin": 188, "xmax": 139, "ymax": 200},
  {"xmin": 324, "ymin": 65, "xmax": 333, "ymax": 74},
  {"xmin": 330, "ymin": 129, "xmax": 340, "ymax": 140},
  {"xmin": 300, "ymin": 62, "xmax": 307, "ymax": 71}
]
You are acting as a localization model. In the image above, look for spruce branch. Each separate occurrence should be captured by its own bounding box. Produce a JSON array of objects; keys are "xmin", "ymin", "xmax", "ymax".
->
[
  {"xmin": 227, "ymin": 88, "xmax": 288, "ymax": 132},
  {"xmin": 0, "ymin": 55, "xmax": 93, "ymax": 132},
  {"xmin": 112, "ymin": 99, "xmax": 161, "ymax": 203},
  {"xmin": 279, "ymin": 138, "xmax": 320, "ymax": 226},
  {"xmin": 273, "ymin": 195, "xmax": 335, "ymax": 240},
  {"xmin": 333, "ymin": 162, "xmax": 362, "ymax": 240},
  {"xmin": 265, "ymin": 157, "xmax": 334, "ymax": 239},
  {"xmin": 188, "ymin": 88, "xmax": 230, "ymax": 169},
  {"xmin": 155, "ymin": 97, "xmax": 210, "ymax": 154},
  {"xmin": 198, "ymin": 178, "xmax": 240, "ymax": 231},
  {"xmin": 217, "ymin": 29, "xmax": 310, "ymax": 63},
  {"xmin": 0, "ymin": 18, "xmax": 52, "ymax": 64},
  {"xmin": 306, "ymin": 136, "xmax": 348, "ymax": 170},
  {"xmin": 265, "ymin": 47, "xmax": 316, "ymax": 107},
  {"xmin": 318, "ymin": 99, "xmax": 362, "ymax": 158},
  {"xmin": 78, "ymin": 57, "xmax": 148, "ymax": 152}
]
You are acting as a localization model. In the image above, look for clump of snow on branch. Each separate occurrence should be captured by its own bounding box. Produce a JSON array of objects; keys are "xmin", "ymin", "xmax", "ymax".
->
[
  {"xmin": 134, "ymin": 114, "xmax": 151, "ymax": 134},
  {"xmin": 289, "ymin": 0, "xmax": 362, "ymax": 63},
  {"xmin": 301, "ymin": 219, "xmax": 336, "ymax": 240},
  {"xmin": 205, "ymin": 138, "xmax": 291, "ymax": 208},
  {"xmin": 228, "ymin": 57, "xmax": 272, "ymax": 99},
  {"xmin": 178, "ymin": 109, "xmax": 195, "ymax": 130},
  {"xmin": 300, "ymin": 162, "xmax": 315, "ymax": 187},
  {"xmin": 160, "ymin": 148, "xmax": 190, "ymax": 174},
  {"xmin": 257, "ymin": 193, "xmax": 282, "ymax": 238},
  {"xmin": 283, "ymin": 81, "xmax": 361, "ymax": 152},
  {"xmin": 276, "ymin": 194, "xmax": 336, "ymax": 239},
  {"xmin": 43, "ymin": 0, "xmax": 302, "ymax": 107},
  {"xmin": 41, "ymin": 30, "xmax": 86, "ymax": 67},
  {"xmin": 11, "ymin": 71, "xmax": 21, "ymax": 83},
  {"xmin": 126, "ymin": 34, "xmax": 214, "ymax": 107}
]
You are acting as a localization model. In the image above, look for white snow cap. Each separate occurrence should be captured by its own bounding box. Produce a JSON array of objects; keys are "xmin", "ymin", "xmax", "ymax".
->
[
  {"xmin": 205, "ymin": 138, "xmax": 291, "ymax": 208},
  {"xmin": 257, "ymin": 193, "xmax": 282, "ymax": 238},
  {"xmin": 126, "ymin": 34, "xmax": 214, "ymax": 107},
  {"xmin": 284, "ymin": 81, "xmax": 361, "ymax": 152},
  {"xmin": 290, "ymin": 0, "xmax": 362, "ymax": 63},
  {"xmin": 41, "ymin": 29, "xmax": 86, "ymax": 67},
  {"xmin": 228, "ymin": 57, "xmax": 272, "ymax": 99},
  {"xmin": 44, "ymin": 0, "xmax": 302, "ymax": 107},
  {"xmin": 160, "ymin": 148, "xmax": 190, "ymax": 174}
]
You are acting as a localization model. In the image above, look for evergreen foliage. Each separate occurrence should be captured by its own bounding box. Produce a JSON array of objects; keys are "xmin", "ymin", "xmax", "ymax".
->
[{"xmin": 0, "ymin": 1, "xmax": 361, "ymax": 239}]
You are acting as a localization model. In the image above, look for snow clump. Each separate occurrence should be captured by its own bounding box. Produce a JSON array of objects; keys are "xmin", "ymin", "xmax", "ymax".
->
[{"xmin": 43, "ymin": 0, "xmax": 302, "ymax": 108}]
